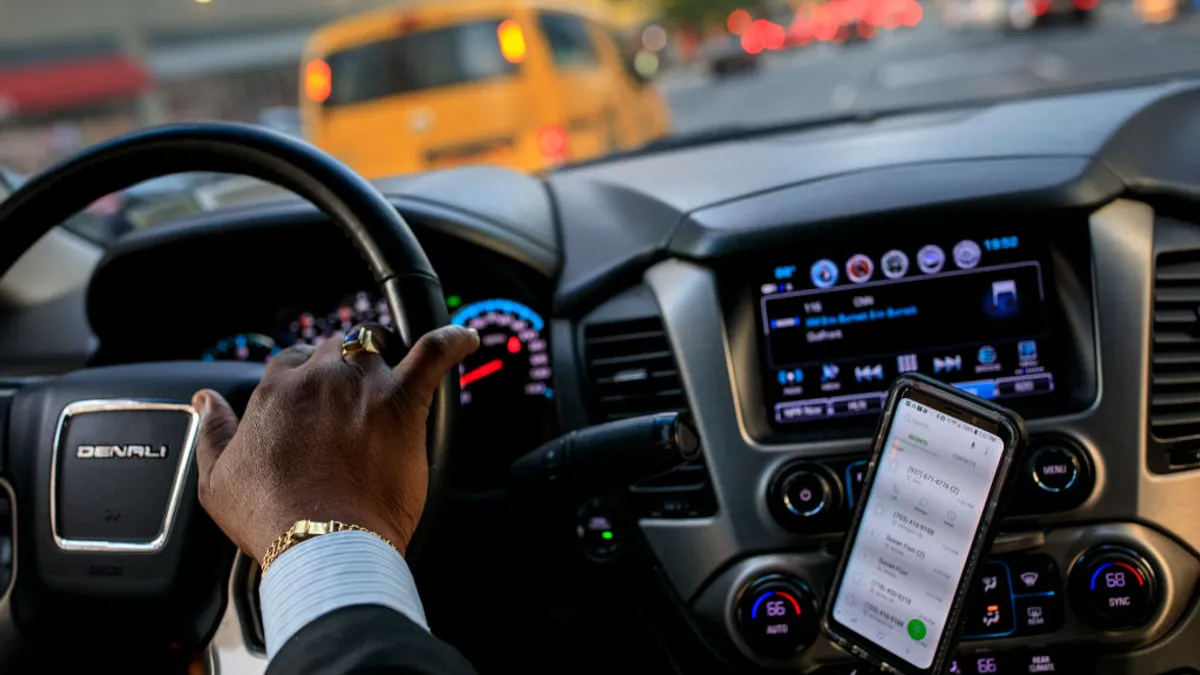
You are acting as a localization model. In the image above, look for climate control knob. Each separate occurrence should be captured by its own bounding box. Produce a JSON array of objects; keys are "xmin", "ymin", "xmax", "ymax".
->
[
  {"xmin": 1068, "ymin": 546, "xmax": 1158, "ymax": 630},
  {"xmin": 736, "ymin": 575, "xmax": 819, "ymax": 657}
]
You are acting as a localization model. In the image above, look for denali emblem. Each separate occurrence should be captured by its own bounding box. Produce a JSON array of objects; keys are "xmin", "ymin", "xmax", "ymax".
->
[{"xmin": 76, "ymin": 445, "xmax": 169, "ymax": 459}]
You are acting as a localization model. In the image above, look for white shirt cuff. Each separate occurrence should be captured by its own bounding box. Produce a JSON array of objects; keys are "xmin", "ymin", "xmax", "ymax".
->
[{"xmin": 258, "ymin": 529, "xmax": 428, "ymax": 659}]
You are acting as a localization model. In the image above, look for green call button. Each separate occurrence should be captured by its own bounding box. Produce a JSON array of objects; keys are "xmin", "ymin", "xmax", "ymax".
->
[{"xmin": 907, "ymin": 619, "xmax": 927, "ymax": 640}]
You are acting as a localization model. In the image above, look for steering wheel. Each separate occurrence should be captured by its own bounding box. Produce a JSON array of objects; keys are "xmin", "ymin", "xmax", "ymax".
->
[{"xmin": 0, "ymin": 124, "xmax": 458, "ymax": 669}]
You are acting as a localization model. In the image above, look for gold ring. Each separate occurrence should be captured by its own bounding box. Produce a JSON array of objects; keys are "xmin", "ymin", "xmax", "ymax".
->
[{"xmin": 341, "ymin": 326, "xmax": 384, "ymax": 358}]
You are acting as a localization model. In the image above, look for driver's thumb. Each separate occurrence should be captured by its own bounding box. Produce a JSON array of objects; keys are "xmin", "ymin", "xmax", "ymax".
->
[
  {"xmin": 393, "ymin": 325, "xmax": 481, "ymax": 406},
  {"xmin": 192, "ymin": 389, "xmax": 238, "ymax": 497}
]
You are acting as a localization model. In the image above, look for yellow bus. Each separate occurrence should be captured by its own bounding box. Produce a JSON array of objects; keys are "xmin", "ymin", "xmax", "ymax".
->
[{"xmin": 301, "ymin": 0, "xmax": 672, "ymax": 178}]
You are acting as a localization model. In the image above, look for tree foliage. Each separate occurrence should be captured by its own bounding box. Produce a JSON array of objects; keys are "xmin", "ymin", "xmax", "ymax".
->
[{"xmin": 657, "ymin": 0, "xmax": 750, "ymax": 27}]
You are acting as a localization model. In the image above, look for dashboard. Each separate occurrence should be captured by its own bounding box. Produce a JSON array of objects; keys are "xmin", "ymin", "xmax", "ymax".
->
[{"xmin": 36, "ymin": 80, "xmax": 1200, "ymax": 674}]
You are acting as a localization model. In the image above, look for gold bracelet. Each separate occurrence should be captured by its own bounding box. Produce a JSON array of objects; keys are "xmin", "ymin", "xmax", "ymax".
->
[{"xmin": 260, "ymin": 520, "xmax": 397, "ymax": 574}]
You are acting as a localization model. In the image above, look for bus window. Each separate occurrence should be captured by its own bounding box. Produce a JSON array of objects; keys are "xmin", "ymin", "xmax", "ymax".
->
[
  {"xmin": 324, "ymin": 20, "xmax": 518, "ymax": 106},
  {"xmin": 537, "ymin": 13, "xmax": 599, "ymax": 68}
]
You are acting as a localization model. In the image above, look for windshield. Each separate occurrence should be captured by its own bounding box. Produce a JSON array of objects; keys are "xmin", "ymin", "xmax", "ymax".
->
[{"xmin": 0, "ymin": 0, "xmax": 1195, "ymax": 244}]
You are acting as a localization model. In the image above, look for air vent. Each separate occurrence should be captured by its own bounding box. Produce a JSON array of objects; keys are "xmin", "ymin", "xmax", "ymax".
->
[
  {"xmin": 1151, "ymin": 251, "xmax": 1200, "ymax": 468},
  {"xmin": 584, "ymin": 317, "xmax": 686, "ymax": 421}
]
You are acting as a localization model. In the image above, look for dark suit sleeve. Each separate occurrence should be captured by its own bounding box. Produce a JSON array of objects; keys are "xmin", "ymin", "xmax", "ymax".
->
[{"xmin": 267, "ymin": 605, "xmax": 479, "ymax": 675}]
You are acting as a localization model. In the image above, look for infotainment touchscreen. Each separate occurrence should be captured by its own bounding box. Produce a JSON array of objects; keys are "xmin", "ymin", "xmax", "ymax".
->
[{"xmin": 759, "ymin": 234, "xmax": 1059, "ymax": 426}]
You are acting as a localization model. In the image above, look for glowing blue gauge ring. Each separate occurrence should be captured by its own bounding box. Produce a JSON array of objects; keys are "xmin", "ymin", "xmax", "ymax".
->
[
  {"xmin": 1090, "ymin": 561, "xmax": 1144, "ymax": 591},
  {"xmin": 450, "ymin": 298, "xmax": 545, "ymax": 332},
  {"xmin": 751, "ymin": 591, "xmax": 802, "ymax": 619}
]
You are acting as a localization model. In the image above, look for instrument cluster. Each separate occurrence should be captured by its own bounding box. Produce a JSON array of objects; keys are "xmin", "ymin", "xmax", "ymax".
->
[{"xmin": 201, "ymin": 291, "xmax": 557, "ymax": 477}]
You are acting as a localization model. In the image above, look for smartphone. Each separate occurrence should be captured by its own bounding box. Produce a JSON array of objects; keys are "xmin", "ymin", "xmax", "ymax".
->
[{"xmin": 822, "ymin": 374, "xmax": 1027, "ymax": 675}]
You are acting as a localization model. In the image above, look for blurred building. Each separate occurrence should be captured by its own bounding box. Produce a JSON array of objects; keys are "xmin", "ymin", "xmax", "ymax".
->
[
  {"xmin": 0, "ymin": 0, "xmax": 418, "ymax": 171},
  {"xmin": 0, "ymin": 0, "xmax": 660, "ymax": 173}
]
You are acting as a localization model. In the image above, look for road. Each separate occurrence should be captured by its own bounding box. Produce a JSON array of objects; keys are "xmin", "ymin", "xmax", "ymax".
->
[{"xmin": 659, "ymin": 7, "xmax": 1200, "ymax": 134}]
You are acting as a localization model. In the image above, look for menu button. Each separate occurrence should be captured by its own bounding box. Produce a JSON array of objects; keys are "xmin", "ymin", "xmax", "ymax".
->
[{"xmin": 1029, "ymin": 445, "xmax": 1080, "ymax": 493}]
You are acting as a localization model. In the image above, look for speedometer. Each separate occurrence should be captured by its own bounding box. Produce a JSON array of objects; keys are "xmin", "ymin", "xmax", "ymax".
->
[{"xmin": 451, "ymin": 299, "xmax": 552, "ymax": 406}]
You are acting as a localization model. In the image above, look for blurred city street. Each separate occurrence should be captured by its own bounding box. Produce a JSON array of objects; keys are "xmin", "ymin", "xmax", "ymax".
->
[
  {"xmin": 3, "ymin": 0, "xmax": 1199, "ymax": 229},
  {"xmin": 660, "ymin": 6, "xmax": 1200, "ymax": 133}
]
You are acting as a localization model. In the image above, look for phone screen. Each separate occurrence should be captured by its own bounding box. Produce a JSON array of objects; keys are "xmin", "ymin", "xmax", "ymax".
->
[{"xmin": 829, "ymin": 394, "xmax": 1006, "ymax": 670}]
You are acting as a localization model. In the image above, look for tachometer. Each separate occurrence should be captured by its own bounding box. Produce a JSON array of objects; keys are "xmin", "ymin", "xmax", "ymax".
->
[
  {"xmin": 285, "ymin": 290, "xmax": 393, "ymax": 346},
  {"xmin": 451, "ymin": 299, "xmax": 552, "ymax": 406}
]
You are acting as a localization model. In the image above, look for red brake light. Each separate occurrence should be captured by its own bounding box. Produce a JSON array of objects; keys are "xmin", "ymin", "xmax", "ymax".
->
[
  {"xmin": 727, "ymin": 9, "xmax": 753, "ymax": 35},
  {"xmin": 537, "ymin": 125, "xmax": 569, "ymax": 160}
]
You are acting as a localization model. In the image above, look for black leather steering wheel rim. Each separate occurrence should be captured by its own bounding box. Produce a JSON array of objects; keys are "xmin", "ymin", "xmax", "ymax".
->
[{"xmin": 0, "ymin": 122, "xmax": 458, "ymax": 495}]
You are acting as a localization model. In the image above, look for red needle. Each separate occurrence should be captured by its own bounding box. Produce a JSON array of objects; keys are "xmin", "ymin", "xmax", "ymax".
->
[{"xmin": 460, "ymin": 359, "xmax": 503, "ymax": 388}]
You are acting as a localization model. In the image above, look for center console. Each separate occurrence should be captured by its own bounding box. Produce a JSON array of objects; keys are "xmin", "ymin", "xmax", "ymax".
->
[
  {"xmin": 682, "ymin": 217, "xmax": 1157, "ymax": 671},
  {"xmin": 623, "ymin": 205, "xmax": 1200, "ymax": 675}
]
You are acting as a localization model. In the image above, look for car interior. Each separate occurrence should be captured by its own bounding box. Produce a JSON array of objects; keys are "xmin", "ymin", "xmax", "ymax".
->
[{"xmin": 2, "ymin": 76, "xmax": 1200, "ymax": 675}]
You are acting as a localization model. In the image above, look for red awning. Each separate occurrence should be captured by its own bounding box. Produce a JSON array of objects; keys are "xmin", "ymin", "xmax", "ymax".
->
[{"xmin": 0, "ymin": 56, "xmax": 152, "ymax": 116}]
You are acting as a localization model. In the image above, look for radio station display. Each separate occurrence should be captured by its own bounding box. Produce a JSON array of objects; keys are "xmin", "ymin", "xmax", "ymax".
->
[{"xmin": 758, "ymin": 235, "xmax": 1059, "ymax": 426}]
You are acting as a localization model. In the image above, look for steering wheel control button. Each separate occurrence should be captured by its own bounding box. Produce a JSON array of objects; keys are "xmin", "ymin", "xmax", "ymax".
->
[
  {"xmin": 576, "ymin": 498, "xmax": 621, "ymax": 561},
  {"xmin": 769, "ymin": 463, "xmax": 841, "ymax": 533},
  {"xmin": 1069, "ymin": 547, "xmax": 1158, "ymax": 630},
  {"xmin": 737, "ymin": 576, "xmax": 819, "ymax": 657},
  {"xmin": 52, "ymin": 400, "xmax": 198, "ymax": 549},
  {"xmin": 1029, "ymin": 445, "xmax": 1080, "ymax": 493},
  {"xmin": 962, "ymin": 561, "xmax": 1015, "ymax": 638}
]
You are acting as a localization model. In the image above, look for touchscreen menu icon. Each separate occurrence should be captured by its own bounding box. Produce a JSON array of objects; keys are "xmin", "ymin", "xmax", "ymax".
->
[
  {"xmin": 846, "ymin": 254, "xmax": 875, "ymax": 283},
  {"xmin": 882, "ymin": 250, "xmax": 909, "ymax": 279},
  {"xmin": 811, "ymin": 259, "xmax": 839, "ymax": 288},
  {"xmin": 917, "ymin": 245, "xmax": 945, "ymax": 274},
  {"xmin": 986, "ymin": 280, "xmax": 1019, "ymax": 318},
  {"xmin": 953, "ymin": 240, "xmax": 982, "ymax": 269},
  {"xmin": 1018, "ymin": 341, "xmax": 1038, "ymax": 364}
]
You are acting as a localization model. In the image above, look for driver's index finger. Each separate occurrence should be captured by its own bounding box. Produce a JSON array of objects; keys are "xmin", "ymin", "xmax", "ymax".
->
[
  {"xmin": 264, "ymin": 343, "xmax": 317, "ymax": 375},
  {"xmin": 300, "ymin": 330, "xmax": 348, "ymax": 367}
]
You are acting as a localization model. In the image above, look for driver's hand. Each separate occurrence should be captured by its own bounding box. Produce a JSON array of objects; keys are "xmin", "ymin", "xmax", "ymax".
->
[{"xmin": 192, "ymin": 325, "xmax": 479, "ymax": 563}]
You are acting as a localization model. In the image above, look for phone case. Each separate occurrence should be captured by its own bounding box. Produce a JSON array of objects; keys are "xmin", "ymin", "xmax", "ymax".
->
[{"xmin": 820, "ymin": 373, "xmax": 1028, "ymax": 675}]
